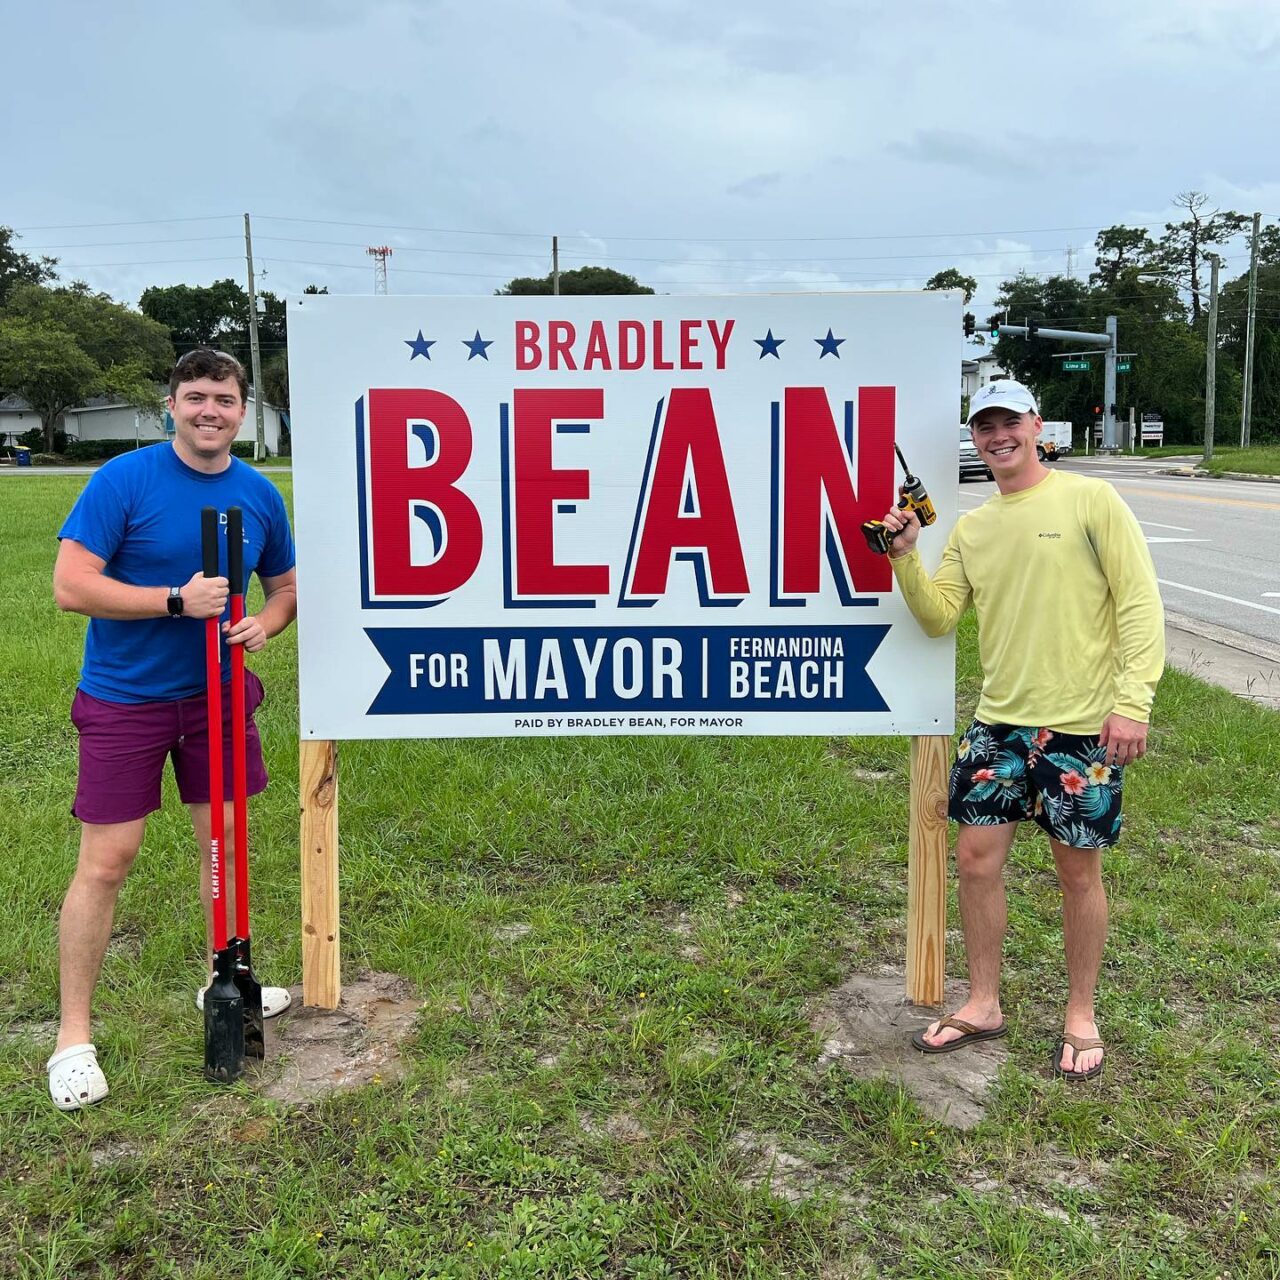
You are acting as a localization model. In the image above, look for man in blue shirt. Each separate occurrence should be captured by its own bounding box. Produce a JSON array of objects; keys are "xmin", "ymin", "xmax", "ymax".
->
[{"xmin": 46, "ymin": 349, "xmax": 297, "ymax": 1111}]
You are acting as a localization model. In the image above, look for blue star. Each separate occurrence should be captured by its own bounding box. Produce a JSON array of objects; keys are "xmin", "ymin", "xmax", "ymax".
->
[
  {"xmin": 404, "ymin": 330, "xmax": 435, "ymax": 360},
  {"xmin": 462, "ymin": 330, "xmax": 494, "ymax": 361},
  {"xmin": 754, "ymin": 329, "xmax": 785, "ymax": 359},
  {"xmin": 815, "ymin": 328, "xmax": 845, "ymax": 358}
]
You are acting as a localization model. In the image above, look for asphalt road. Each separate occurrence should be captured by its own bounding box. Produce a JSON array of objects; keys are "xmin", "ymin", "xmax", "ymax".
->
[{"xmin": 959, "ymin": 455, "xmax": 1280, "ymax": 653}]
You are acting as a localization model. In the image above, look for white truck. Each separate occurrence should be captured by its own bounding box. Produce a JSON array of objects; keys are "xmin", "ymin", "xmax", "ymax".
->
[{"xmin": 1037, "ymin": 421, "xmax": 1073, "ymax": 460}]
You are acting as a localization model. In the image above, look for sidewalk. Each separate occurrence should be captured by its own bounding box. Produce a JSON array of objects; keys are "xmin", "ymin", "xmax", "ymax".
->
[{"xmin": 1165, "ymin": 610, "xmax": 1280, "ymax": 710}]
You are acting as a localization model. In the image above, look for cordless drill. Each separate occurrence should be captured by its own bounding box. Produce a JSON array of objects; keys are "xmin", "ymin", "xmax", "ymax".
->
[{"xmin": 861, "ymin": 444, "xmax": 937, "ymax": 555}]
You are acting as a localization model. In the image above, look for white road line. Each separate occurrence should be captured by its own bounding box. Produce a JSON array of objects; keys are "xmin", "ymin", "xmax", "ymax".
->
[
  {"xmin": 1158, "ymin": 579, "xmax": 1280, "ymax": 616},
  {"xmin": 1146, "ymin": 537, "xmax": 1209, "ymax": 544},
  {"xmin": 1137, "ymin": 520, "xmax": 1192, "ymax": 532}
]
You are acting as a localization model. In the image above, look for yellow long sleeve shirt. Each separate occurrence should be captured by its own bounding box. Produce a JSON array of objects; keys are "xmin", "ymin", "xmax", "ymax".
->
[{"xmin": 890, "ymin": 469, "xmax": 1165, "ymax": 733}]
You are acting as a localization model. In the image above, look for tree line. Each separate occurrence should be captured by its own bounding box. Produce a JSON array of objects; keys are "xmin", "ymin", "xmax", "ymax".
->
[
  {"xmin": 927, "ymin": 192, "xmax": 1278, "ymax": 444},
  {"xmin": 2, "ymin": 191, "xmax": 1274, "ymax": 454}
]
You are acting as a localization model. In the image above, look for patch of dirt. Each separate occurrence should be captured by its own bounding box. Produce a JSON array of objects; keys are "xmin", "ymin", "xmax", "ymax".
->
[
  {"xmin": 724, "ymin": 887, "xmax": 746, "ymax": 910},
  {"xmin": 255, "ymin": 970, "xmax": 424, "ymax": 1105},
  {"xmin": 731, "ymin": 1129, "xmax": 826, "ymax": 1204},
  {"xmin": 493, "ymin": 923, "xmax": 532, "ymax": 943},
  {"xmin": 849, "ymin": 767, "xmax": 895, "ymax": 783},
  {"xmin": 0, "ymin": 1018, "xmax": 58, "ymax": 1046},
  {"xmin": 579, "ymin": 1108, "xmax": 651, "ymax": 1143},
  {"xmin": 811, "ymin": 969, "xmax": 1007, "ymax": 1130},
  {"xmin": 89, "ymin": 1140, "xmax": 141, "ymax": 1169}
]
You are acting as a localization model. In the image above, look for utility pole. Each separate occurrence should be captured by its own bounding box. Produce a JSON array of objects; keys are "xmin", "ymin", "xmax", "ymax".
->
[
  {"xmin": 1065, "ymin": 244, "xmax": 1075, "ymax": 280},
  {"xmin": 995, "ymin": 315, "xmax": 1118, "ymax": 450},
  {"xmin": 1204, "ymin": 253, "xmax": 1221, "ymax": 462},
  {"xmin": 1241, "ymin": 211, "xmax": 1261, "ymax": 447},
  {"xmin": 552, "ymin": 236, "xmax": 560, "ymax": 296},
  {"xmin": 1103, "ymin": 315, "xmax": 1118, "ymax": 452},
  {"xmin": 243, "ymin": 213, "xmax": 266, "ymax": 462}
]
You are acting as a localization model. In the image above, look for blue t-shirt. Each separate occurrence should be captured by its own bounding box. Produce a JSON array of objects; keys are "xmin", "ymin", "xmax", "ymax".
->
[{"xmin": 59, "ymin": 444, "xmax": 296, "ymax": 703}]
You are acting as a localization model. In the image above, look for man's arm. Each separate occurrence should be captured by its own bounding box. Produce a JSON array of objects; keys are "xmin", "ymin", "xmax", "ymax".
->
[
  {"xmin": 881, "ymin": 507, "xmax": 972, "ymax": 636},
  {"xmin": 222, "ymin": 568, "xmax": 297, "ymax": 652},
  {"xmin": 53, "ymin": 538, "xmax": 228, "ymax": 620},
  {"xmin": 1091, "ymin": 487, "xmax": 1165, "ymax": 766}
]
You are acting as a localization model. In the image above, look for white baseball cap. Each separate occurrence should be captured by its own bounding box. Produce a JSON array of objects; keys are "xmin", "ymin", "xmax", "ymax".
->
[{"xmin": 966, "ymin": 379, "xmax": 1039, "ymax": 426}]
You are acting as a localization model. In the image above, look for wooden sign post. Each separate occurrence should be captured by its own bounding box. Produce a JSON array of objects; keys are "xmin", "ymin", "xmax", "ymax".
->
[{"xmin": 299, "ymin": 734, "xmax": 949, "ymax": 1010}]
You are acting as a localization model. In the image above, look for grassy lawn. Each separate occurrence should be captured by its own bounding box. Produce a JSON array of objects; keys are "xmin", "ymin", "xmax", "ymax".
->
[
  {"xmin": 1, "ymin": 477, "xmax": 1277, "ymax": 1278},
  {"xmin": 1200, "ymin": 445, "xmax": 1280, "ymax": 477}
]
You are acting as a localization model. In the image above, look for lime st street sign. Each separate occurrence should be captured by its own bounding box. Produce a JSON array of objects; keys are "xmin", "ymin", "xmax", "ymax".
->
[{"xmin": 1062, "ymin": 360, "xmax": 1091, "ymax": 371}]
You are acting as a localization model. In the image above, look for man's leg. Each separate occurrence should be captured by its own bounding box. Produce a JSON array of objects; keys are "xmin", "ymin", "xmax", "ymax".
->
[
  {"xmin": 56, "ymin": 819, "xmax": 147, "ymax": 1054},
  {"xmin": 920, "ymin": 821, "xmax": 1017, "ymax": 1048},
  {"xmin": 1050, "ymin": 840, "xmax": 1107, "ymax": 1074}
]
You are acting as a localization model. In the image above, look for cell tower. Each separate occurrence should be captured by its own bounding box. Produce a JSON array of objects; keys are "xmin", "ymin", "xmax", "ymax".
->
[{"xmin": 366, "ymin": 245, "xmax": 393, "ymax": 295}]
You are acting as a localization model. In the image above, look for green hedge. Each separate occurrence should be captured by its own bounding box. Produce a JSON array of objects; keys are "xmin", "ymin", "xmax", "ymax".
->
[{"xmin": 60, "ymin": 439, "xmax": 266, "ymax": 462}]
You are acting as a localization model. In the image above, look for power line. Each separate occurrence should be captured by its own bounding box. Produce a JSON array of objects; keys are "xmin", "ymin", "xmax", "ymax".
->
[{"xmin": 12, "ymin": 215, "xmax": 241, "ymax": 231}]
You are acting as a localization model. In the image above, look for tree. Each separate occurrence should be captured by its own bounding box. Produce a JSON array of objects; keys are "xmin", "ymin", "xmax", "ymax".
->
[
  {"xmin": 1089, "ymin": 226, "xmax": 1157, "ymax": 292},
  {"xmin": 0, "ymin": 284, "xmax": 173, "ymax": 450},
  {"xmin": 0, "ymin": 226, "xmax": 58, "ymax": 306},
  {"xmin": 1155, "ymin": 192, "xmax": 1249, "ymax": 325},
  {"xmin": 497, "ymin": 266, "xmax": 653, "ymax": 296},
  {"xmin": 139, "ymin": 279, "xmax": 249, "ymax": 349},
  {"xmin": 923, "ymin": 268, "xmax": 978, "ymax": 305}
]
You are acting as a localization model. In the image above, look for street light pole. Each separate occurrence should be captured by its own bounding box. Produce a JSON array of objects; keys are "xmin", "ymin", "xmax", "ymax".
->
[
  {"xmin": 1241, "ymin": 211, "xmax": 1261, "ymax": 448},
  {"xmin": 1204, "ymin": 253, "xmax": 1221, "ymax": 462}
]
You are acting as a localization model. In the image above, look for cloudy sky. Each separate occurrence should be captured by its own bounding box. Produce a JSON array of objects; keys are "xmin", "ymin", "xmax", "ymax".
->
[{"xmin": 4, "ymin": 0, "xmax": 1278, "ymax": 322}]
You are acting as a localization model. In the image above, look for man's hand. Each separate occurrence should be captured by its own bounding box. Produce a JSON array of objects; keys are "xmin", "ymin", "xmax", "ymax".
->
[
  {"xmin": 882, "ymin": 498, "xmax": 921, "ymax": 559},
  {"xmin": 1099, "ymin": 713, "xmax": 1148, "ymax": 767},
  {"xmin": 222, "ymin": 614, "xmax": 268, "ymax": 652},
  {"xmin": 181, "ymin": 570, "xmax": 229, "ymax": 619}
]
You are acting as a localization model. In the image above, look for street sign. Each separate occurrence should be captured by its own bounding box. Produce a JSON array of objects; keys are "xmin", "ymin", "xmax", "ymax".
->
[
  {"xmin": 1062, "ymin": 360, "xmax": 1090, "ymax": 371},
  {"xmin": 1117, "ymin": 361, "xmax": 1131, "ymax": 373}
]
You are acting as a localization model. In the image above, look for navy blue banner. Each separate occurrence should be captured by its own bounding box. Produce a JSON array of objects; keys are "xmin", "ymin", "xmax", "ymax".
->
[{"xmin": 365, "ymin": 625, "xmax": 889, "ymax": 715}]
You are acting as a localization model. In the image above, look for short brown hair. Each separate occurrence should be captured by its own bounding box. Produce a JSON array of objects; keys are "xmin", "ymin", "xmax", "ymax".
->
[{"xmin": 169, "ymin": 348, "xmax": 248, "ymax": 404}]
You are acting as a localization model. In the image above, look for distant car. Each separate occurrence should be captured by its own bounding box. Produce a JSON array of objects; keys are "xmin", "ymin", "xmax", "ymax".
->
[{"xmin": 959, "ymin": 427, "xmax": 992, "ymax": 482}]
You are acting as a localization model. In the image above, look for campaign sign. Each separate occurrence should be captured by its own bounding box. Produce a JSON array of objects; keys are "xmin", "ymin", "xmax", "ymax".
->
[{"xmin": 289, "ymin": 293, "xmax": 958, "ymax": 739}]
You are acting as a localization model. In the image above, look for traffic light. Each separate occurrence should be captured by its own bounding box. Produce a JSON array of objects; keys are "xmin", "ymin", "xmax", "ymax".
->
[
  {"xmin": 963, "ymin": 312, "xmax": 975, "ymax": 338},
  {"xmin": 1093, "ymin": 404, "xmax": 1103, "ymax": 417},
  {"xmin": 989, "ymin": 320, "xmax": 1000, "ymax": 339},
  {"xmin": 1027, "ymin": 318, "xmax": 1040, "ymax": 339}
]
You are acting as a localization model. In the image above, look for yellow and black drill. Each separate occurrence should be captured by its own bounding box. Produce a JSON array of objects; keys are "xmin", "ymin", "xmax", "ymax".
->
[{"xmin": 861, "ymin": 444, "xmax": 937, "ymax": 555}]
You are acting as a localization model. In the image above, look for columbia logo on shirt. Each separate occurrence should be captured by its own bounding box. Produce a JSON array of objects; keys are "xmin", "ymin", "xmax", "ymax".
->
[{"xmin": 1038, "ymin": 532, "xmax": 1062, "ymax": 539}]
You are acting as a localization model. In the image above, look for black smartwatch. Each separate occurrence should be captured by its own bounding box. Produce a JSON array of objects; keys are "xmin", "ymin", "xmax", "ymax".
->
[{"xmin": 166, "ymin": 586, "xmax": 184, "ymax": 617}]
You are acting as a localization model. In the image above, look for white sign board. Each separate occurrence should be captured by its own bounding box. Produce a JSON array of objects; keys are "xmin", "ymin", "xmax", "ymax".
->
[{"xmin": 289, "ymin": 293, "xmax": 958, "ymax": 739}]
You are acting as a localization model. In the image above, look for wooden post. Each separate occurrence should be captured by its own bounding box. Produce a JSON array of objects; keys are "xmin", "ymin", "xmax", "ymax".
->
[
  {"xmin": 907, "ymin": 734, "xmax": 949, "ymax": 1006},
  {"xmin": 300, "ymin": 739, "xmax": 340, "ymax": 1008}
]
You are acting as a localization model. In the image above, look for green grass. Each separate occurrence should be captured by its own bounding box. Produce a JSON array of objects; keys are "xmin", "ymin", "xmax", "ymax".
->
[
  {"xmin": 2, "ymin": 479, "xmax": 1278, "ymax": 1278},
  {"xmin": 1199, "ymin": 445, "xmax": 1280, "ymax": 477},
  {"xmin": 1104, "ymin": 443, "xmax": 1280, "ymax": 477}
]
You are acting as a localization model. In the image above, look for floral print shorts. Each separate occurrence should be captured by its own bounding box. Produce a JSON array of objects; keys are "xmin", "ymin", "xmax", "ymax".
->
[{"xmin": 949, "ymin": 719, "xmax": 1124, "ymax": 849}]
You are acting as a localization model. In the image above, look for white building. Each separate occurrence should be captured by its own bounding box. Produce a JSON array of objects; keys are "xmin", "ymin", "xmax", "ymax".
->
[
  {"xmin": 961, "ymin": 351, "xmax": 1008, "ymax": 403},
  {"xmin": 0, "ymin": 389, "xmax": 283, "ymax": 455}
]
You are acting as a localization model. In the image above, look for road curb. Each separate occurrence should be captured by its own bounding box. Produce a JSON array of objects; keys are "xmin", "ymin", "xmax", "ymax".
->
[
  {"xmin": 1154, "ymin": 466, "xmax": 1280, "ymax": 484},
  {"xmin": 1164, "ymin": 610, "xmax": 1280, "ymax": 665}
]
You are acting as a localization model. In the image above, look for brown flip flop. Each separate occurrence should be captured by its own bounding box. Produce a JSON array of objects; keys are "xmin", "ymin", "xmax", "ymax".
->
[
  {"xmin": 1051, "ymin": 1032, "xmax": 1105, "ymax": 1082},
  {"xmin": 911, "ymin": 1014, "xmax": 1008, "ymax": 1054}
]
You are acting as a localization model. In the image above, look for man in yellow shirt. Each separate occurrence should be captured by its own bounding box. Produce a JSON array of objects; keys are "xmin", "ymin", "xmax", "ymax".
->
[{"xmin": 881, "ymin": 380, "xmax": 1164, "ymax": 1081}]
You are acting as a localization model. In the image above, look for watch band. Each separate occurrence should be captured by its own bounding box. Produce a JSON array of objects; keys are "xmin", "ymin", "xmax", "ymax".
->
[{"xmin": 167, "ymin": 586, "xmax": 184, "ymax": 617}]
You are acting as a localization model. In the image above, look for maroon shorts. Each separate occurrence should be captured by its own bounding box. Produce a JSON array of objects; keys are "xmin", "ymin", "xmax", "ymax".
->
[{"xmin": 71, "ymin": 672, "xmax": 269, "ymax": 825}]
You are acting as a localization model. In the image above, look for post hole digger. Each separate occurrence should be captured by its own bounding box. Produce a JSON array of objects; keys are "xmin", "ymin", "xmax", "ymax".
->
[
  {"xmin": 861, "ymin": 444, "xmax": 937, "ymax": 555},
  {"xmin": 202, "ymin": 506, "xmax": 243, "ymax": 1081},
  {"xmin": 201, "ymin": 505, "xmax": 266, "ymax": 1082},
  {"xmin": 227, "ymin": 507, "xmax": 266, "ymax": 1060}
]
